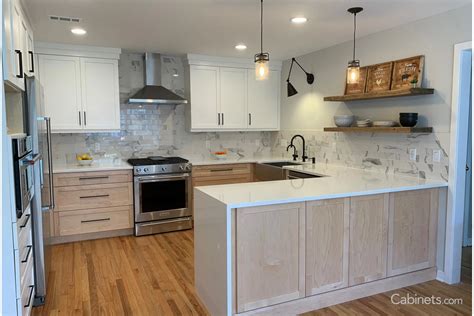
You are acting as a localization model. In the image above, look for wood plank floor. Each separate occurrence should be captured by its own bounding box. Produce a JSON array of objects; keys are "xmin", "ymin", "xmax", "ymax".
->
[{"xmin": 33, "ymin": 230, "xmax": 471, "ymax": 315}]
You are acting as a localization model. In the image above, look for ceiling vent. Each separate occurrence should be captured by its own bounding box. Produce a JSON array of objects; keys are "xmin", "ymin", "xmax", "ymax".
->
[{"xmin": 49, "ymin": 15, "xmax": 81, "ymax": 23}]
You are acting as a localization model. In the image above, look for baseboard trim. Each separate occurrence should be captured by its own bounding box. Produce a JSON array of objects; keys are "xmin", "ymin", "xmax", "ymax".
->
[
  {"xmin": 237, "ymin": 268, "xmax": 437, "ymax": 315},
  {"xmin": 51, "ymin": 228, "xmax": 133, "ymax": 244}
]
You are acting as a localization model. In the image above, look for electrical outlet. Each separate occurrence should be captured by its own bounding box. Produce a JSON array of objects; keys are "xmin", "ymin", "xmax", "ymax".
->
[
  {"xmin": 433, "ymin": 149, "xmax": 441, "ymax": 163},
  {"xmin": 280, "ymin": 139, "xmax": 287, "ymax": 147},
  {"xmin": 409, "ymin": 148, "xmax": 417, "ymax": 161},
  {"xmin": 205, "ymin": 140, "xmax": 211, "ymax": 149}
]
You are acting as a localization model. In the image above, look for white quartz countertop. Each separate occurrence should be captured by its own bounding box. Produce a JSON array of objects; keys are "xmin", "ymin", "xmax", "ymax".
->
[
  {"xmin": 188, "ymin": 156, "xmax": 293, "ymax": 166},
  {"xmin": 195, "ymin": 163, "xmax": 447, "ymax": 208},
  {"xmin": 53, "ymin": 159, "xmax": 133, "ymax": 173}
]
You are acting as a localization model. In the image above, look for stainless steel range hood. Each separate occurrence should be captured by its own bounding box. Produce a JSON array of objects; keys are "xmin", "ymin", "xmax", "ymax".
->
[{"xmin": 128, "ymin": 53, "xmax": 188, "ymax": 104}]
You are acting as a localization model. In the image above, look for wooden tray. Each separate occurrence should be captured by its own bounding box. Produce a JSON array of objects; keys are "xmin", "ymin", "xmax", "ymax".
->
[
  {"xmin": 366, "ymin": 62, "xmax": 393, "ymax": 93},
  {"xmin": 391, "ymin": 55, "xmax": 424, "ymax": 90}
]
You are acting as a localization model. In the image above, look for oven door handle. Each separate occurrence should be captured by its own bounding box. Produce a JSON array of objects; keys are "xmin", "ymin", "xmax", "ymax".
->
[{"xmin": 137, "ymin": 174, "xmax": 190, "ymax": 183}]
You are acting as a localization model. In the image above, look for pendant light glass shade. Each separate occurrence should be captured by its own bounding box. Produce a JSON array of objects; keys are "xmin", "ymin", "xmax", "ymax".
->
[
  {"xmin": 255, "ymin": 53, "xmax": 270, "ymax": 80},
  {"xmin": 346, "ymin": 60, "xmax": 360, "ymax": 84},
  {"xmin": 347, "ymin": 7, "xmax": 363, "ymax": 84},
  {"xmin": 255, "ymin": 0, "xmax": 269, "ymax": 80}
]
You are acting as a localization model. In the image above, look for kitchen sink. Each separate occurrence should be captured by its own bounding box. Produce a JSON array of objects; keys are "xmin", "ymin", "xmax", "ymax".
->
[{"xmin": 262, "ymin": 161, "xmax": 303, "ymax": 168}]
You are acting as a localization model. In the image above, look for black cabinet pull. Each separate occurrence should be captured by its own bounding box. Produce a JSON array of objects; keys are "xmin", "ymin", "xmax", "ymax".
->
[
  {"xmin": 79, "ymin": 194, "xmax": 110, "ymax": 199},
  {"xmin": 15, "ymin": 50, "xmax": 23, "ymax": 78},
  {"xmin": 210, "ymin": 168, "xmax": 233, "ymax": 172},
  {"xmin": 79, "ymin": 176, "xmax": 109, "ymax": 180},
  {"xmin": 24, "ymin": 285, "xmax": 34, "ymax": 308},
  {"xmin": 84, "ymin": 112, "xmax": 87, "ymax": 126},
  {"xmin": 20, "ymin": 214, "xmax": 30, "ymax": 228},
  {"xmin": 21, "ymin": 245, "xmax": 32, "ymax": 263},
  {"xmin": 222, "ymin": 113, "xmax": 224, "ymax": 125},
  {"xmin": 78, "ymin": 111, "xmax": 81, "ymax": 125},
  {"xmin": 28, "ymin": 51, "xmax": 34, "ymax": 73},
  {"xmin": 218, "ymin": 113, "xmax": 220, "ymax": 125},
  {"xmin": 249, "ymin": 113, "xmax": 252, "ymax": 126},
  {"xmin": 81, "ymin": 218, "xmax": 110, "ymax": 223}
]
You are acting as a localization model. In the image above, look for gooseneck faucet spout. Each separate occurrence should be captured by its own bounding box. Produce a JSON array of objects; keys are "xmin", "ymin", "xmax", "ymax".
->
[
  {"xmin": 286, "ymin": 144, "xmax": 298, "ymax": 161},
  {"xmin": 289, "ymin": 134, "xmax": 308, "ymax": 162}
]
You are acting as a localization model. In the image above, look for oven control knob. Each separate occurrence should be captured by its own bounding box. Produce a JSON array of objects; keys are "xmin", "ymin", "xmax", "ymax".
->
[
  {"xmin": 179, "ymin": 165, "xmax": 184, "ymax": 171},
  {"xmin": 185, "ymin": 165, "xmax": 191, "ymax": 171},
  {"xmin": 162, "ymin": 167, "xmax": 166, "ymax": 171},
  {"xmin": 144, "ymin": 168, "xmax": 149, "ymax": 173},
  {"xmin": 136, "ymin": 168, "xmax": 142, "ymax": 173}
]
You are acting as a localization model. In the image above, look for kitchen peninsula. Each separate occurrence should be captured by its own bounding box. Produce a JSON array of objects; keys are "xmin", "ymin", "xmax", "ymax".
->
[{"xmin": 194, "ymin": 164, "xmax": 448, "ymax": 315}]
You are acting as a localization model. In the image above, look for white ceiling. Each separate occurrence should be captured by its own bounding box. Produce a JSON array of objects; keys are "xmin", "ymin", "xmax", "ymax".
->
[{"xmin": 23, "ymin": 0, "xmax": 470, "ymax": 60}]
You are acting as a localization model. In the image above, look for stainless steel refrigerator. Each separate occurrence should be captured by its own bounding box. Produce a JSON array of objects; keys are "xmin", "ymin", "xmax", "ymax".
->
[{"xmin": 25, "ymin": 76, "xmax": 54, "ymax": 306}]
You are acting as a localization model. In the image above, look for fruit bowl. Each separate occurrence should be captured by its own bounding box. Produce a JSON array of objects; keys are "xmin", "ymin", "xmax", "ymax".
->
[{"xmin": 76, "ymin": 153, "xmax": 94, "ymax": 166}]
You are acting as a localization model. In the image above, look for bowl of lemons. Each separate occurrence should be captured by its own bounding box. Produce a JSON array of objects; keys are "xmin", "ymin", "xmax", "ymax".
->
[{"xmin": 76, "ymin": 153, "xmax": 94, "ymax": 166}]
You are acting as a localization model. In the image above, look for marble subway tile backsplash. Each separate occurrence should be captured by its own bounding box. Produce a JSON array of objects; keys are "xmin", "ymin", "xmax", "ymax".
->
[{"xmin": 271, "ymin": 130, "xmax": 449, "ymax": 181}]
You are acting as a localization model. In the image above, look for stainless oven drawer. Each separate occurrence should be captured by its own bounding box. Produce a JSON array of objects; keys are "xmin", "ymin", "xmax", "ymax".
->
[{"xmin": 135, "ymin": 217, "xmax": 192, "ymax": 236}]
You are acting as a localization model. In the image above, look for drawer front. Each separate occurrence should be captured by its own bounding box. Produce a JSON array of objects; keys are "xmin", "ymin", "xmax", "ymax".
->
[
  {"xmin": 20, "ymin": 260, "xmax": 35, "ymax": 316},
  {"xmin": 58, "ymin": 206, "xmax": 132, "ymax": 236},
  {"xmin": 55, "ymin": 182, "xmax": 132, "ymax": 212},
  {"xmin": 192, "ymin": 163, "xmax": 253, "ymax": 178},
  {"xmin": 193, "ymin": 174, "xmax": 253, "ymax": 187},
  {"xmin": 20, "ymin": 249, "xmax": 34, "ymax": 291},
  {"xmin": 54, "ymin": 170, "xmax": 132, "ymax": 187},
  {"xmin": 18, "ymin": 212, "xmax": 32, "ymax": 251}
]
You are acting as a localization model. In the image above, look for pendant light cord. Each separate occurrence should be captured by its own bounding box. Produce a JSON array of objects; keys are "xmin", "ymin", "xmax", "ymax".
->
[
  {"xmin": 352, "ymin": 11, "xmax": 356, "ymax": 61},
  {"xmin": 260, "ymin": 0, "xmax": 263, "ymax": 54}
]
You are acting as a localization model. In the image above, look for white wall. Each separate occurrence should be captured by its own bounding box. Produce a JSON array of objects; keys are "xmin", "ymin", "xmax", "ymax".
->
[{"xmin": 280, "ymin": 6, "xmax": 471, "ymax": 135}]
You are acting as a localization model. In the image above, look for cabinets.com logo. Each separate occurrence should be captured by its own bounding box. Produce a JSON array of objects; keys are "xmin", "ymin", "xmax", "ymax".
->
[{"xmin": 391, "ymin": 293, "xmax": 463, "ymax": 305}]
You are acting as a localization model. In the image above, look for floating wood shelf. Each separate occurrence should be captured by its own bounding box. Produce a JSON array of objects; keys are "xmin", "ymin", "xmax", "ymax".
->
[
  {"xmin": 323, "ymin": 88, "xmax": 434, "ymax": 102},
  {"xmin": 324, "ymin": 126, "xmax": 433, "ymax": 133}
]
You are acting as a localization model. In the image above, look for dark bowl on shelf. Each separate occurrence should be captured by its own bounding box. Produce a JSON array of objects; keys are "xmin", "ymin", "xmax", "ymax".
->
[
  {"xmin": 399, "ymin": 116, "xmax": 418, "ymax": 127},
  {"xmin": 399, "ymin": 112, "xmax": 418, "ymax": 118}
]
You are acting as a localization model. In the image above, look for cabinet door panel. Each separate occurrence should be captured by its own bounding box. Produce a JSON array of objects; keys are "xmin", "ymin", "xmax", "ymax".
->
[
  {"xmin": 236, "ymin": 202, "xmax": 305, "ymax": 312},
  {"xmin": 38, "ymin": 55, "xmax": 82, "ymax": 131},
  {"xmin": 388, "ymin": 189, "xmax": 438, "ymax": 276},
  {"xmin": 247, "ymin": 69, "xmax": 279, "ymax": 130},
  {"xmin": 190, "ymin": 65, "xmax": 219, "ymax": 129},
  {"xmin": 80, "ymin": 58, "xmax": 120, "ymax": 130},
  {"xmin": 349, "ymin": 194, "xmax": 389, "ymax": 286},
  {"xmin": 220, "ymin": 67, "xmax": 247, "ymax": 129},
  {"xmin": 306, "ymin": 198, "xmax": 349, "ymax": 295}
]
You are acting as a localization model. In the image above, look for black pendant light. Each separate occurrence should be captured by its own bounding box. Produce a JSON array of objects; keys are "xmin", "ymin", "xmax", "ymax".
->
[
  {"xmin": 255, "ymin": 0, "xmax": 269, "ymax": 80},
  {"xmin": 347, "ymin": 7, "xmax": 363, "ymax": 84},
  {"xmin": 286, "ymin": 58, "xmax": 314, "ymax": 97}
]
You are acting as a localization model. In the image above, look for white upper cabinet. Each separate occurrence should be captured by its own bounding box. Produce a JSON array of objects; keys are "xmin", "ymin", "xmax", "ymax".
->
[
  {"xmin": 247, "ymin": 69, "xmax": 280, "ymax": 130},
  {"xmin": 80, "ymin": 58, "xmax": 120, "ymax": 130},
  {"xmin": 187, "ymin": 54, "xmax": 281, "ymax": 132},
  {"xmin": 3, "ymin": 0, "xmax": 33, "ymax": 91},
  {"xmin": 219, "ymin": 67, "xmax": 247, "ymax": 129},
  {"xmin": 38, "ymin": 55, "xmax": 82, "ymax": 131},
  {"xmin": 36, "ymin": 43, "xmax": 121, "ymax": 133},
  {"xmin": 189, "ymin": 65, "xmax": 220, "ymax": 129}
]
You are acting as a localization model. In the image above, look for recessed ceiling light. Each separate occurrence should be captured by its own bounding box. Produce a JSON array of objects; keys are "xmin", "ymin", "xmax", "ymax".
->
[
  {"xmin": 291, "ymin": 17, "xmax": 307, "ymax": 24},
  {"xmin": 235, "ymin": 44, "xmax": 247, "ymax": 50},
  {"xmin": 71, "ymin": 28, "xmax": 87, "ymax": 35}
]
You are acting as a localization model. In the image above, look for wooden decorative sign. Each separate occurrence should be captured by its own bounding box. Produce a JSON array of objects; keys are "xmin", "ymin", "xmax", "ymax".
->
[
  {"xmin": 366, "ymin": 62, "xmax": 393, "ymax": 93},
  {"xmin": 344, "ymin": 66, "xmax": 368, "ymax": 95},
  {"xmin": 390, "ymin": 55, "xmax": 424, "ymax": 90}
]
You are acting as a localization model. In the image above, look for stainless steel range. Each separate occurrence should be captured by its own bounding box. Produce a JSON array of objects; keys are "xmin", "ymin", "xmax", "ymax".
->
[{"xmin": 127, "ymin": 156, "xmax": 192, "ymax": 236}]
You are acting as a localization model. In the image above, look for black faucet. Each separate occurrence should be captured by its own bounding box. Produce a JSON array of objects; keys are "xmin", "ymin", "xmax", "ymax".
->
[
  {"xmin": 286, "ymin": 144, "xmax": 298, "ymax": 161},
  {"xmin": 288, "ymin": 134, "xmax": 308, "ymax": 162}
]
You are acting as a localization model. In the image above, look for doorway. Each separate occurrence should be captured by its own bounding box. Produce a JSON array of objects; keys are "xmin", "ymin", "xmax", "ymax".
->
[{"xmin": 445, "ymin": 41, "xmax": 472, "ymax": 284}]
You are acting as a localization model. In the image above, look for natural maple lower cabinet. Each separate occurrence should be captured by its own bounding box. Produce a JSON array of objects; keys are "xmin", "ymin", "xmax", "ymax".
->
[
  {"xmin": 387, "ymin": 189, "xmax": 439, "ymax": 276},
  {"xmin": 305, "ymin": 198, "xmax": 349, "ymax": 295},
  {"xmin": 348, "ymin": 193, "xmax": 389, "ymax": 286},
  {"xmin": 235, "ymin": 202, "xmax": 305, "ymax": 313},
  {"xmin": 36, "ymin": 43, "xmax": 121, "ymax": 133}
]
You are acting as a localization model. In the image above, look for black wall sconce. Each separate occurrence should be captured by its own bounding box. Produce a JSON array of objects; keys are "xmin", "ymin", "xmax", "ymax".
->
[{"xmin": 286, "ymin": 58, "xmax": 315, "ymax": 97}]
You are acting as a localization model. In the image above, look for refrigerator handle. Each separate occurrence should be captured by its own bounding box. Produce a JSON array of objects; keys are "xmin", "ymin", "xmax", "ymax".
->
[{"xmin": 45, "ymin": 117, "xmax": 55, "ymax": 210}]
